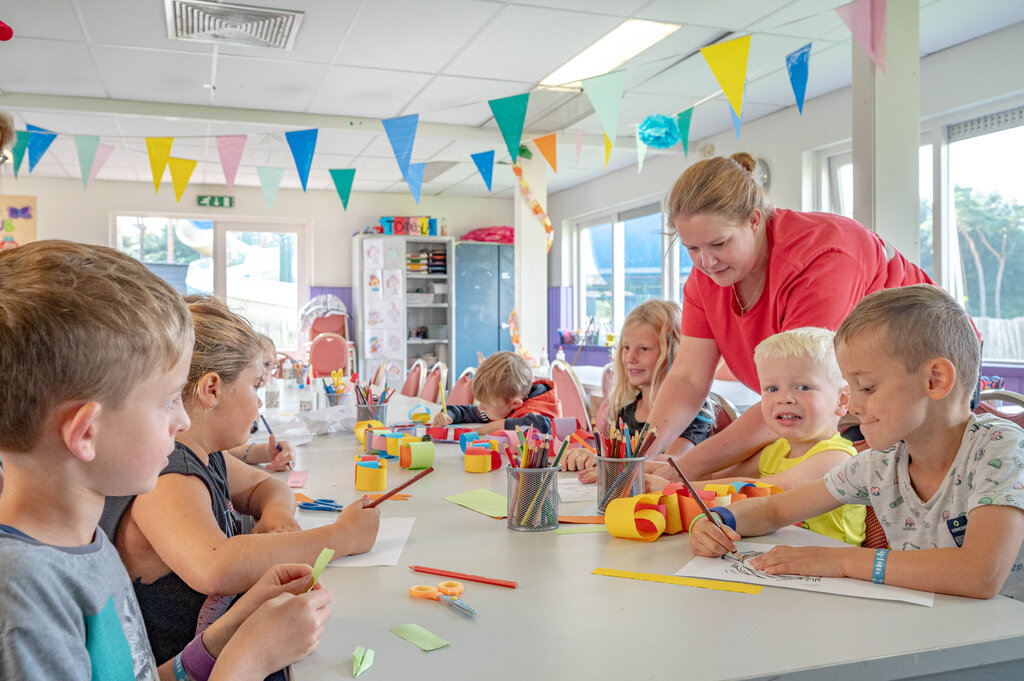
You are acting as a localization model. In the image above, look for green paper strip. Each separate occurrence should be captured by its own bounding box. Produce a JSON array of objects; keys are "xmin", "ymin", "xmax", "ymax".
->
[
  {"xmin": 554, "ymin": 525, "xmax": 608, "ymax": 535},
  {"xmin": 406, "ymin": 440, "xmax": 435, "ymax": 469},
  {"xmin": 353, "ymin": 646, "xmax": 374, "ymax": 677},
  {"xmin": 444, "ymin": 489, "xmax": 507, "ymax": 518},
  {"xmin": 392, "ymin": 623, "xmax": 450, "ymax": 651},
  {"xmin": 307, "ymin": 547, "xmax": 335, "ymax": 592}
]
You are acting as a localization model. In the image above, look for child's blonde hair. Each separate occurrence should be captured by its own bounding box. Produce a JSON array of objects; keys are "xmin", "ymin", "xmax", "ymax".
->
[
  {"xmin": 183, "ymin": 295, "xmax": 263, "ymax": 408},
  {"xmin": 0, "ymin": 241, "xmax": 193, "ymax": 452},
  {"xmin": 607, "ymin": 300, "xmax": 680, "ymax": 419},
  {"xmin": 835, "ymin": 284, "xmax": 980, "ymax": 394},
  {"xmin": 754, "ymin": 327, "xmax": 844, "ymax": 388},
  {"xmin": 472, "ymin": 351, "xmax": 532, "ymax": 403}
]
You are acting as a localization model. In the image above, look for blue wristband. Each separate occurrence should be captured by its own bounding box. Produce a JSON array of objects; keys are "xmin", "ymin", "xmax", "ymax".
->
[
  {"xmin": 710, "ymin": 506, "xmax": 737, "ymax": 531},
  {"xmin": 173, "ymin": 654, "xmax": 189, "ymax": 681},
  {"xmin": 872, "ymin": 548, "xmax": 889, "ymax": 584}
]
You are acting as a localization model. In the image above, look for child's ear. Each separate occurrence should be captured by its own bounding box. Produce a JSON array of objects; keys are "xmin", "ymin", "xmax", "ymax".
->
[
  {"xmin": 925, "ymin": 358, "xmax": 957, "ymax": 400},
  {"xmin": 59, "ymin": 401, "xmax": 103, "ymax": 463},
  {"xmin": 835, "ymin": 385, "xmax": 850, "ymax": 416},
  {"xmin": 196, "ymin": 372, "xmax": 222, "ymax": 409},
  {"xmin": 510, "ymin": 397, "xmax": 524, "ymax": 411}
]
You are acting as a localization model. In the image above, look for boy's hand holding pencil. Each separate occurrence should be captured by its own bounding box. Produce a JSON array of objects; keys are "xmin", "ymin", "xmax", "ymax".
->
[
  {"xmin": 688, "ymin": 516, "xmax": 741, "ymax": 557},
  {"xmin": 431, "ymin": 410, "xmax": 453, "ymax": 428}
]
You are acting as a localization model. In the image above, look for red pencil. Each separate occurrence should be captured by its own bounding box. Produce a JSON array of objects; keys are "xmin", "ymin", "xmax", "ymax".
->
[
  {"xmin": 365, "ymin": 466, "xmax": 434, "ymax": 508},
  {"xmin": 409, "ymin": 565, "xmax": 518, "ymax": 589}
]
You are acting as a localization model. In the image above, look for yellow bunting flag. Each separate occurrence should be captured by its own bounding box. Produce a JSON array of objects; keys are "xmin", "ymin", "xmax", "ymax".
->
[
  {"xmin": 700, "ymin": 35, "xmax": 751, "ymax": 119},
  {"xmin": 533, "ymin": 133, "xmax": 557, "ymax": 173},
  {"xmin": 168, "ymin": 158, "xmax": 197, "ymax": 203},
  {"xmin": 145, "ymin": 137, "xmax": 173, "ymax": 194},
  {"xmin": 603, "ymin": 133, "xmax": 612, "ymax": 168}
]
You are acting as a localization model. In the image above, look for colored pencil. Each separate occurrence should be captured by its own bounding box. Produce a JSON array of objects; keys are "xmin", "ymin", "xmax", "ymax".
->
[
  {"xmin": 365, "ymin": 466, "xmax": 434, "ymax": 508},
  {"xmin": 570, "ymin": 432, "xmax": 596, "ymax": 454},
  {"xmin": 409, "ymin": 565, "xmax": 517, "ymax": 589},
  {"xmin": 667, "ymin": 458, "xmax": 739, "ymax": 559},
  {"xmin": 259, "ymin": 415, "xmax": 285, "ymax": 455}
]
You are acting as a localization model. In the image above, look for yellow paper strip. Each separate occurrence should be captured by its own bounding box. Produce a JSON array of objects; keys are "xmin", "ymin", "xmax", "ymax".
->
[{"xmin": 592, "ymin": 567, "xmax": 762, "ymax": 594}]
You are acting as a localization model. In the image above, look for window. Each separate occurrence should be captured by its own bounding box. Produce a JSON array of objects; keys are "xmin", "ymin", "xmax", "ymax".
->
[
  {"xmin": 114, "ymin": 216, "xmax": 307, "ymax": 352},
  {"xmin": 576, "ymin": 204, "xmax": 681, "ymax": 338}
]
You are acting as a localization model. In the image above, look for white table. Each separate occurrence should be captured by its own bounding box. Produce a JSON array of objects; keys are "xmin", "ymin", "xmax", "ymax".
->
[{"xmin": 284, "ymin": 396, "xmax": 1024, "ymax": 681}]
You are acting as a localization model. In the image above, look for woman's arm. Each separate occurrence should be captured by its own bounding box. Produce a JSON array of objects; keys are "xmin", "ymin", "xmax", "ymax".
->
[{"xmin": 642, "ymin": 336, "xmax": 719, "ymax": 456}]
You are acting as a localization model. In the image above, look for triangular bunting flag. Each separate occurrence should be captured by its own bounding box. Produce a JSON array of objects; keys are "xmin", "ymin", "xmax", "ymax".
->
[
  {"xmin": 730, "ymin": 104, "xmax": 743, "ymax": 139},
  {"xmin": 26, "ymin": 124, "xmax": 57, "ymax": 173},
  {"xmin": 168, "ymin": 158, "xmax": 197, "ymax": 203},
  {"xmin": 533, "ymin": 133, "xmax": 557, "ymax": 173},
  {"xmin": 488, "ymin": 93, "xmax": 530, "ymax": 163},
  {"xmin": 470, "ymin": 150, "xmax": 494, "ymax": 191},
  {"xmin": 285, "ymin": 128, "xmax": 317, "ymax": 192},
  {"xmin": 74, "ymin": 135, "xmax": 99, "ymax": 189},
  {"xmin": 785, "ymin": 43, "xmax": 812, "ymax": 114},
  {"xmin": 836, "ymin": 0, "xmax": 886, "ymax": 73},
  {"xmin": 382, "ymin": 114, "xmax": 418, "ymax": 177},
  {"xmin": 603, "ymin": 133, "xmax": 612, "ymax": 168},
  {"xmin": 88, "ymin": 144, "xmax": 114, "ymax": 186},
  {"xmin": 404, "ymin": 162, "xmax": 425, "ymax": 204},
  {"xmin": 701, "ymin": 35, "xmax": 751, "ymax": 118},
  {"xmin": 257, "ymin": 167, "xmax": 285, "ymax": 209},
  {"xmin": 575, "ymin": 129, "xmax": 583, "ymax": 163},
  {"xmin": 676, "ymin": 108, "xmax": 693, "ymax": 157},
  {"xmin": 636, "ymin": 132, "xmax": 647, "ymax": 173},
  {"xmin": 146, "ymin": 137, "xmax": 173, "ymax": 193},
  {"xmin": 216, "ymin": 135, "xmax": 246, "ymax": 192},
  {"xmin": 11, "ymin": 130, "xmax": 30, "ymax": 178},
  {"xmin": 582, "ymin": 70, "xmax": 626, "ymax": 143},
  {"xmin": 329, "ymin": 168, "xmax": 356, "ymax": 210}
]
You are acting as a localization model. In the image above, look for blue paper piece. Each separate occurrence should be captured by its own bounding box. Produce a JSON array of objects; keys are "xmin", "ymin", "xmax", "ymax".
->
[
  {"xmin": 404, "ymin": 162, "xmax": 425, "ymax": 204},
  {"xmin": 26, "ymin": 124, "xmax": 57, "ymax": 173},
  {"xmin": 786, "ymin": 43, "xmax": 812, "ymax": 114},
  {"xmin": 470, "ymin": 150, "xmax": 494, "ymax": 191},
  {"xmin": 382, "ymin": 114, "xmax": 419, "ymax": 177},
  {"xmin": 637, "ymin": 115, "xmax": 680, "ymax": 149},
  {"xmin": 285, "ymin": 128, "xmax": 318, "ymax": 191},
  {"xmin": 730, "ymin": 106, "xmax": 742, "ymax": 139}
]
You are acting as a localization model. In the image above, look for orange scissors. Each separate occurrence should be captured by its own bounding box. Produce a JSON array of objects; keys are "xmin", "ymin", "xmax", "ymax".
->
[{"xmin": 409, "ymin": 580, "xmax": 477, "ymax": 617}]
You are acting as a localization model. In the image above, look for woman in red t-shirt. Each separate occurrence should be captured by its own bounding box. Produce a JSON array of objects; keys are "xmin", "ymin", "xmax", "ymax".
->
[{"xmin": 646, "ymin": 152, "xmax": 933, "ymax": 481}]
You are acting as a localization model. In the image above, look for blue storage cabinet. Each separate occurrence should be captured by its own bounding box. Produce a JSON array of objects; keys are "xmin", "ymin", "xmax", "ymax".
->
[{"xmin": 453, "ymin": 242, "xmax": 514, "ymax": 378}]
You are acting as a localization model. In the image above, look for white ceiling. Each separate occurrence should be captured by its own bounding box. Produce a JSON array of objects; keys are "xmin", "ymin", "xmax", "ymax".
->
[{"xmin": 1, "ymin": 0, "xmax": 1022, "ymax": 199}]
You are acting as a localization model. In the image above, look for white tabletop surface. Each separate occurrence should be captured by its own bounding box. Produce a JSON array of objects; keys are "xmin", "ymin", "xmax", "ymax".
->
[{"xmin": 280, "ymin": 395, "xmax": 1024, "ymax": 681}]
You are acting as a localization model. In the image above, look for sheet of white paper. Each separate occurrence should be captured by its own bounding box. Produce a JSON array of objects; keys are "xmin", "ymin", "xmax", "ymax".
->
[
  {"xmin": 558, "ymin": 474, "xmax": 596, "ymax": 503},
  {"xmin": 293, "ymin": 516, "xmax": 415, "ymax": 567},
  {"xmin": 677, "ymin": 541, "xmax": 934, "ymax": 607}
]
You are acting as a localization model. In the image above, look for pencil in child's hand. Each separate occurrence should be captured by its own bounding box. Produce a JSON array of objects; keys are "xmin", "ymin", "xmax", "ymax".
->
[
  {"xmin": 259, "ymin": 414, "xmax": 284, "ymax": 453},
  {"xmin": 667, "ymin": 458, "xmax": 739, "ymax": 559}
]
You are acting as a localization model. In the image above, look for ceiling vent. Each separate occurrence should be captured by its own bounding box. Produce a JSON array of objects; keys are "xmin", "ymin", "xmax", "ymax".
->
[{"xmin": 165, "ymin": 0, "xmax": 304, "ymax": 50}]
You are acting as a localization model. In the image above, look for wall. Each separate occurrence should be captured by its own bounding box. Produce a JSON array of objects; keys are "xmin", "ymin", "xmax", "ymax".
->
[
  {"xmin": 1, "ymin": 175, "xmax": 512, "ymax": 287},
  {"xmin": 548, "ymin": 20, "xmax": 1024, "ymax": 287}
]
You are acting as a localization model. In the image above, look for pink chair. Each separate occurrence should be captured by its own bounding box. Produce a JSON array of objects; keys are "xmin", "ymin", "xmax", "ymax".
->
[
  {"xmin": 401, "ymin": 358, "xmax": 427, "ymax": 397},
  {"xmin": 309, "ymin": 313, "xmax": 349, "ymax": 342},
  {"xmin": 447, "ymin": 366, "xmax": 475, "ymax": 405},
  {"xmin": 973, "ymin": 389, "xmax": 1024, "ymax": 429},
  {"xmin": 594, "ymin": 362, "xmax": 615, "ymax": 434},
  {"xmin": 418, "ymin": 362, "xmax": 448, "ymax": 403},
  {"xmin": 309, "ymin": 332, "xmax": 350, "ymax": 379},
  {"xmin": 550, "ymin": 359, "xmax": 587, "ymax": 427}
]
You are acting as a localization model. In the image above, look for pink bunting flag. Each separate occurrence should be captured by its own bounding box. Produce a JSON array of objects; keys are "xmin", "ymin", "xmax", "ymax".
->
[
  {"xmin": 835, "ymin": 0, "xmax": 886, "ymax": 73},
  {"xmin": 88, "ymin": 144, "xmax": 114, "ymax": 186},
  {"xmin": 216, "ymin": 135, "xmax": 246, "ymax": 193}
]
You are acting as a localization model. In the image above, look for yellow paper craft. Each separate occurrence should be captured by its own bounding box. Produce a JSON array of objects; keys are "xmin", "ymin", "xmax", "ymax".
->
[
  {"xmin": 386, "ymin": 436, "xmax": 406, "ymax": 458},
  {"xmin": 592, "ymin": 568, "xmax": 761, "ymax": 595},
  {"xmin": 355, "ymin": 420, "xmax": 385, "ymax": 445},
  {"xmin": 401, "ymin": 441, "xmax": 435, "ymax": 470},
  {"xmin": 659, "ymin": 491, "xmax": 684, "ymax": 535},
  {"xmin": 703, "ymin": 483, "xmax": 736, "ymax": 497},
  {"xmin": 605, "ymin": 493, "xmax": 666, "ymax": 542},
  {"xmin": 465, "ymin": 449, "xmax": 495, "ymax": 474},
  {"xmin": 355, "ymin": 459, "xmax": 387, "ymax": 491}
]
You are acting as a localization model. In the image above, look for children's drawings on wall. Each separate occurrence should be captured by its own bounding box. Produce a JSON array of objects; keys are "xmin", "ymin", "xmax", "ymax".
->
[
  {"xmin": 385, "ymin": 331, "xmax": 402, "ymax": 356},
  {"xmin": 364, "ymin": 331, "xmax": 384, "ymax": 358},
  {"xmin": 366, "ymin": 300, "xmax": 401, "ymax": 330},
  {"xmin": 363, "ymin": 238, "xmax": 383, "ymax": 269},
  {"xmin": 0, "ymin": 195, "xmax": 37, "ymax": 250},
  {"xmin": 382, "ymin": 269, "xmax": 402, "ymax": 299},
  {"xmin": 677, "ymin": 541, "xmax": 934, "ymax": 606},
  {"xmin": 365, "ymin": 269, "xmax": 382, "ymax": 299}
]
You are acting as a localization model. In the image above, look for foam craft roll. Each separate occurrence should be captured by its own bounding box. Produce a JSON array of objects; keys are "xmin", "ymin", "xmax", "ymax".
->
[
  {"xmin": 355, "ymin": 420, "xmax": 385, "ymax": 445},
  {"xmin": 355, "ymin": 460, "xmax": 387, "ymax": 491},
  {"xmin": 464, "ymin": 447, "xmax": 498, "ymax": 473},
  {"xmin": 605, "ymin": 494, "xmax": 666, "ymax": 542},
  {"xmin": 401, "ymin": 441, "xmax": 435, "ymax": 469}
]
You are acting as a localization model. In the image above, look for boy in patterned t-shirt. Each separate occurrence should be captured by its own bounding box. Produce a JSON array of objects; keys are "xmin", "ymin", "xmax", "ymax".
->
[{"xmin": 689, "ymin": 285, "xmax": 1024, "ymax": 601}]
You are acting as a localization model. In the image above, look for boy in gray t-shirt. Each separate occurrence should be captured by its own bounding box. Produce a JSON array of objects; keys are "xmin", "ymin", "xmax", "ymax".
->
[
  {"xmin": 690, "ymin": 285, "xmax": 1024, "ymax": 601},
  {"xmin": 0, "ymin": 241, "xmax": 331, "ymax": 680}
]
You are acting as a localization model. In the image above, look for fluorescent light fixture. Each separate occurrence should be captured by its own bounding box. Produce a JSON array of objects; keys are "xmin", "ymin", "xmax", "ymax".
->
[{"xmin": 540, "ymin": 19, "xmax": 680, "ymax": 88}]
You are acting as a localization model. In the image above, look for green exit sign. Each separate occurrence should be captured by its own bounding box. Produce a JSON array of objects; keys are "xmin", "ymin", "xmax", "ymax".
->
[{"xmin": 197, "ymin": 195, "xmax": 234, "ymax": 208}]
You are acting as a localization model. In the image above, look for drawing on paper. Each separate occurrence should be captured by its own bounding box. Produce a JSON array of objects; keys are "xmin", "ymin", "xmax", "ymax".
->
[{"xmin": 721, "ymin": 551, "xmax": 817, "ymax": 584}]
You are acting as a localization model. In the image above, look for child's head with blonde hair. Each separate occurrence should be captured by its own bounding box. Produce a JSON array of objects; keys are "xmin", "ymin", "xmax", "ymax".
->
[
  {"xmin": 182, "ymin": 295, "xmax": 263, "ymax": 410},
  {"xmin": 0, "ymin": 240, "xmax": 193, "ymax": 453},
  {"xmin": 607, "ymin": 300, "xmax": 681, "ymax": 419},
  {"xmin": 472, "ymin": 351, "xmax": 533, "ymax": 421},
  {"xmin": 754, "ymin": 327, "xmax": 849, "ymax": 444}
]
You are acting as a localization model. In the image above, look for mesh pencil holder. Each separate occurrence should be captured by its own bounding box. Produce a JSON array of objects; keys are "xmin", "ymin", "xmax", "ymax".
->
[
  {"xmin": 505, "ymin": 466, "xmax": 559, "ymax": 532},
  {"xmin": 322, "ymin": 390, "xmax": 350, "ymax": 408},
  {"xmin": 356, "ymin": 403, "xmax": 388, "ymax": 423},
  {"xmin": 596, "ymin": 456, "xmax": 647, "ymax": 515}
]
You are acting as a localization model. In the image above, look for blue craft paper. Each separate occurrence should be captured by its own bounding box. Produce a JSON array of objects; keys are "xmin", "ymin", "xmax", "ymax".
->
[
  {"xmin": 285, "ymin": 128, "xmax": 318, "ymax": 191},
  {"xmin": 404, "ymin": 162, "xmax": 425, "ymax": 204},
  {"xmin": 470, "ymin": 150, "xmax": 494, "ymax": 191},
  {"xmin": 26, "ymin": 124, "xmax": 57, "ymax": 173},
  {"xmin": 383, "ymin": 114, "xmax": 419, "ymax": 177},
  {"xmin": 786, "ymin": 43, "xmax": 812, "ymax": 114}
]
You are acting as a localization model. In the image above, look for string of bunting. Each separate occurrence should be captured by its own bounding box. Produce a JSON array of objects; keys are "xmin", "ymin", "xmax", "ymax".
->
[{"xmin": 2, "ymin": 0, "xmax": 883, "ymax": 219}]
